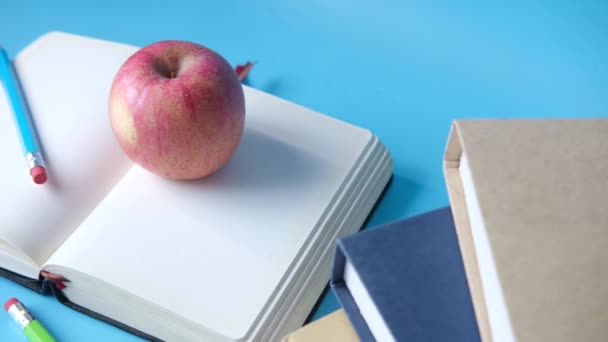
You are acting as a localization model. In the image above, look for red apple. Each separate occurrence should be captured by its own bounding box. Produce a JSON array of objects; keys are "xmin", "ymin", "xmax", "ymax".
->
[{"xmin": 108, "ymin": 40, "xmax": 245, "ymax": 180}]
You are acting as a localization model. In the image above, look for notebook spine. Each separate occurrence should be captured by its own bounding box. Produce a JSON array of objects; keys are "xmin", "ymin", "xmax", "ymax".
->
[
  {"xmin": 0, "ymin": 267, "xmax": 44, "ymax": 293},
  {"xmin": 50, "ymin": 285, "xmax": 164, "ymax": 342}
]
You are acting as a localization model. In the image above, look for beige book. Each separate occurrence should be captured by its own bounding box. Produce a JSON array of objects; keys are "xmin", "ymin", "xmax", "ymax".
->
[
  {"xmin": 282, "ymin": 310, "xmax": 360, "ymax": 342},
  {"xmin": 443, "ymin": 119, "xmax": 608, "ymax": 342}
]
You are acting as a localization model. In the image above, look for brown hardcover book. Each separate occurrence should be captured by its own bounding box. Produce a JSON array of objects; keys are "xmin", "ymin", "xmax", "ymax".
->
[
  {"xmin": 281, "ymin": 310, "xmax": 359, "ymax": 342},
  {"xmin": 443, "ymin": 119, "xmax": 608, "ymax": 342}
]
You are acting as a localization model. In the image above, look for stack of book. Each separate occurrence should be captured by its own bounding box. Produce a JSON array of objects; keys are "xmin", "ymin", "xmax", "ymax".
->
[
  {"xmin": 284, "ymin": 118, "xmax": 608, "ymax": 342},
  {"xmin": 283, "ymin": 207, "xmax": 481, "ymax": 342}
]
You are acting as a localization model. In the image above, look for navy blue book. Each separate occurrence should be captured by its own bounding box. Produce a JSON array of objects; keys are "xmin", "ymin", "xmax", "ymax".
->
[{"xmin": 330, "ymin": 207, "xmax": 480, "ymax": 342}]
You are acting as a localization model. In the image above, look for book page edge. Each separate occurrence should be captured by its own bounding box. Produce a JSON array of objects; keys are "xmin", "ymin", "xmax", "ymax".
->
[
  {"xmin": 443, "ymin": 120, "xmax": 493, "ymax": 342},
  {"xmin": 343, "ymin": 258, "xmax": 396, "ymax": 342},
  {"xmin": 459, "ymin": 151, "xmax": 515, "ymax": 342}
]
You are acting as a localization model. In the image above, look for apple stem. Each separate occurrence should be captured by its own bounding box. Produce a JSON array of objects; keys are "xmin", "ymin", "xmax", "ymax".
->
[{"xmin": 171, "ymin": 71, "xmax": 177, "ymax": 78}]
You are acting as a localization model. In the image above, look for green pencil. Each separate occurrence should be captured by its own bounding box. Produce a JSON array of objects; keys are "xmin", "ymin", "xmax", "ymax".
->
[{"xmin": 5, "ymin": 298, "xmax": 56, "ymax": 342}]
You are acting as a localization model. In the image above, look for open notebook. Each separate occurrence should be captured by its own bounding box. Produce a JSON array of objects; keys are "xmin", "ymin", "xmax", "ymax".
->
[{"xmin": 0, "ymin": 32, "xmax": 392, "ymax": 341}]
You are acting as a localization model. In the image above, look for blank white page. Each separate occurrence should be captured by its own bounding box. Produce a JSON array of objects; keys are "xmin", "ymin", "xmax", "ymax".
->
[
  {"xmin": 0, "ymin": 32, "xmax": 134, "ymax": 270},
  {"xmin": 47, "ymin": 85, "xmax": 372, "ymax": 340}
]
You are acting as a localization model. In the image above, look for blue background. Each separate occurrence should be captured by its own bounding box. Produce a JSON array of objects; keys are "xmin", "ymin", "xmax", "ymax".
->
[{"xmin": 1, "ymin": 1, "xmax": 606, "ymax": 341}]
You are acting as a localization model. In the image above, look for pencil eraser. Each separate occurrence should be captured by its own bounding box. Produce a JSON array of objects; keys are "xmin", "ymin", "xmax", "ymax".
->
[
  {"xmin": 4, "ymin": 298, "xmax": 19, "ymax": 311},
  {"xmin": 30, "ymin": 166, "xmax": 47, "ymax": 184}
]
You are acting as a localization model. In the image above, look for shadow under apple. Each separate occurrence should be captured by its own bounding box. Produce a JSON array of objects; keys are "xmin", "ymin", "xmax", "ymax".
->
[{"xmin": 167, "ymin": 127, "xmax": 324, "ymax": 192}]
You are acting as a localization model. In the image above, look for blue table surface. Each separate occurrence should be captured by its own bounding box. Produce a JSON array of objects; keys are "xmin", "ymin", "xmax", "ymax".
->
[{"xmin": 1, "ymin": 1, "xmax": 607, "ymax": 341}]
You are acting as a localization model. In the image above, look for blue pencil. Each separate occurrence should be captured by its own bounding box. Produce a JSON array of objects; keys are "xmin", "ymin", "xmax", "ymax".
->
[{"xmin": 0, "ymin": 47, "xmax": 48, "ymax": 184}]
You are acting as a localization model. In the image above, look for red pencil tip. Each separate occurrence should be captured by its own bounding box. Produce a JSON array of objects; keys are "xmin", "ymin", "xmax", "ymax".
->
[
  {"xmin": 4, "ymin": 298, "xmax": 19, "ymax": 311},
  {"xmin": 235, "ymin": 61, "xmax": 255, "ymax": 81},
  {"xmin": 30, "ymin": 166, "xmax": 47, "ymax": 184}
]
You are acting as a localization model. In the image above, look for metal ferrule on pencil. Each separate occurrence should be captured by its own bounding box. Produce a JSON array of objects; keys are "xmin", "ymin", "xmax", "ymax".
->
[
  {"xmin": 26, "ymin": 151, "xmax": 46, "ymax": 169},
  {"xmin": 6, "ymin": 302, "xmax": 35, "ymax": 328}
]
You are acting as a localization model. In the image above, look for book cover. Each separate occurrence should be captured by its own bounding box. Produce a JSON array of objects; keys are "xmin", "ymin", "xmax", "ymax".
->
[
  {"xmin": 281, "ymin": 310, "xmax": 359, "ymax": 342},
  {"xmin": 443, "ymin": 119, "xmax": 608, "ymax": 342},
  {"xmin": 331, "ymin": 207, "xmax": 480, "ymax": 342}
]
